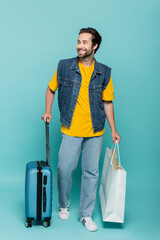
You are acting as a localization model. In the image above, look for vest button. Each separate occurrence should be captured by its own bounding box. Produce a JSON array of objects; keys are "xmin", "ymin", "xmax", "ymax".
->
[
  {"xmin": 90, "ymin": 89, "xmax": 92, "ymax": 92},
  {"xmin": 93, "ymin": 114, "xmax": 95, "ymax": 118},
  {"xmin": 91, "ymin": 102, "xmax": 93, "ymax": 105}
]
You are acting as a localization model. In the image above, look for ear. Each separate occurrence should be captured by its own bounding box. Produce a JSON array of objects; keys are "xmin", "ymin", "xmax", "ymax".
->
[{"xmin": 93, "ymin": 43, "xmax": 98, "ymax": 51}]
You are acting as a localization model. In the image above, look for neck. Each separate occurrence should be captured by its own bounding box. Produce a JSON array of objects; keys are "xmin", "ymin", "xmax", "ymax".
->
[{"xmin": 79, "ymin": 55, "xmax": 95, "ymax": 67}]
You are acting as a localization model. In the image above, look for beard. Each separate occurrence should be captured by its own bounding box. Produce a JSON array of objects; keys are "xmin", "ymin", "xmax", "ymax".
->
[{"xmin": 77, "ymin": 48, "xmax": 94, "ymax": 59}]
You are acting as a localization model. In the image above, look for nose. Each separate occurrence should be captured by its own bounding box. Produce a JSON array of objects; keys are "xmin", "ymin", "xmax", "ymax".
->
[{"xmin": 77, "ymin": 42, "xmax": 82, "ymax": 49}]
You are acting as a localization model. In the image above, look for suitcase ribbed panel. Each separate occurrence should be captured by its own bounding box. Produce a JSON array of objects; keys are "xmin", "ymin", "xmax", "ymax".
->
[
  {"xmin": 25, "ymin": 162, "xmax": 37, "ymax": 220},
  {"xmin": 36, "ymin": 161, "xmax": 42, "ymax": 221},
  {"xmin": 40, "ymin": 161, "xmax": 52, "ymax": 221}
]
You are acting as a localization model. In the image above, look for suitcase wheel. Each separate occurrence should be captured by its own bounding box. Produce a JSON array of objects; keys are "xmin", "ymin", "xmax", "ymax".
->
[
  {"xmin": 25, "ymin": 220, "xmax": 32, "ymax": 228},
  {"xmin": 43, "ymin": 220, "xmax": 51, "ymax": 228}
]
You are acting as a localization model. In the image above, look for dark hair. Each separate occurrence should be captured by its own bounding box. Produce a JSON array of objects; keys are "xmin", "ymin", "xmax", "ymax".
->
[{"xmin": 79, "ymin": 27, "xmax": 102, "ymax": 53}]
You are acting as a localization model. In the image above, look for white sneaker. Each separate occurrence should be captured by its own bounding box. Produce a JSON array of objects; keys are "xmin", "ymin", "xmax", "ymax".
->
[
  {"xmin": 58, "ymin": 206, "xmax": 70, "ymax": 220},
  {"xmin": 80, "ymin": 217, "xmax": 98, "ymax": 232}
]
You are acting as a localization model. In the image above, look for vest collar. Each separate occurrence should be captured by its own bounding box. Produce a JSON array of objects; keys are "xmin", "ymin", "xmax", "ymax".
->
[{"xmin": 70, "ymin": 56, "xmax": 101, "ymax": 74}]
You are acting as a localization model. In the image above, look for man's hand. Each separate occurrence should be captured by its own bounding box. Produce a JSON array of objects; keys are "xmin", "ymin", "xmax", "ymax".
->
[
  {"xmin": 111, "ymin": 130, "xmax": 121, "ymax": 144},
  {"xmin": 41, "ymin": 112, "xmax": 52, "ymax": 123}
]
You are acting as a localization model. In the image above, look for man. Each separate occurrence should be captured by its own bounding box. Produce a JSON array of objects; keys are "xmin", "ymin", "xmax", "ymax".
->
[{"xmin": 41, "ymin": 27, "xmax": 120, "ymax": 232}]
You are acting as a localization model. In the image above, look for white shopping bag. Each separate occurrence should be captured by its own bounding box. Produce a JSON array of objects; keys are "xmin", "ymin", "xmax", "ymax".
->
[{"xmin": 99, "ymin": 141, "xmax": 126, "ymax": 223}]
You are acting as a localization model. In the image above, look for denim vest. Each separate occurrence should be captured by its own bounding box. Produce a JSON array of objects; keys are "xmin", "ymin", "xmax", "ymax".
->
[{"xmin": 57, "ymin": 57, "xmax": 111, "ymax": 133}]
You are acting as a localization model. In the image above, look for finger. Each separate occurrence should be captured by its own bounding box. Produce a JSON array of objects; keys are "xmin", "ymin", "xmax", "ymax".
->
[
  {"xmin": 48, "ymin": 115, "xmax": 52, "ymax": 123},
  {"xmin": 117, "ymin": 136, "xmax": 121, "ymax": 143},
  {"xmin": 114, "ymin": 137, "xmax": 118, "ymax": 144},
  {"xmin": 44, "ymin": 116, "xmax": 47, "ymax": 122},
  {"xmin": 41, "ymin": 115, "xmax": 46, "ymax": 122}
]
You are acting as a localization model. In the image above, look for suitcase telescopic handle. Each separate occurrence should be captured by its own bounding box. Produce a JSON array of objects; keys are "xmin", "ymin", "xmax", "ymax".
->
[{"xmin": 45, "ymin": 117, "xmax": 50, "ymax": 166}]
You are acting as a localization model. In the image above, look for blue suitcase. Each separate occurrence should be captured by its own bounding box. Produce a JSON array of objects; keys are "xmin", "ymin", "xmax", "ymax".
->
[{"xmin": 25, "ymin": 119, "xmax": 52, "ymax": 228}]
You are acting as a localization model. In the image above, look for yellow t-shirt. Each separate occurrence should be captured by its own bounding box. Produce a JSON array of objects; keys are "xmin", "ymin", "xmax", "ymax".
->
[{"xmin": 48, "ymin": 61, "xmax": 114, "ymax": 137}]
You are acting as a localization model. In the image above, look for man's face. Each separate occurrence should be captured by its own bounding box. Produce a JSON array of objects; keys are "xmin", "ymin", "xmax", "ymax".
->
[{"xmin": 76, "ymin": 33, "xmax": 97, "ymax": 59}]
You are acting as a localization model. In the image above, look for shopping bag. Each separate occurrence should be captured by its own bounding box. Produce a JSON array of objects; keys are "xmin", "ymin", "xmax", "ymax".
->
[{"xmin": 99, "ymin": 141, "xmax": 126, "ymax": 223}]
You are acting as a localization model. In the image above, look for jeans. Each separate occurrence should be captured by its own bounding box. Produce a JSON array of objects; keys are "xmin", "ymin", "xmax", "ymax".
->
[{"xmin": 57, "ymin": 133, "xmax": 103, "ymax": 217}]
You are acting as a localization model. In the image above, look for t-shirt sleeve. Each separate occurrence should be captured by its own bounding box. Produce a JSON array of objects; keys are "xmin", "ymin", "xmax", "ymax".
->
[
  {"xmin": 102, "ymin": 76, "xmax": 114, "ymax": 101},
  {"xmin": 48, "ymin": 69, "xmax": 59, "ymax": 92}
]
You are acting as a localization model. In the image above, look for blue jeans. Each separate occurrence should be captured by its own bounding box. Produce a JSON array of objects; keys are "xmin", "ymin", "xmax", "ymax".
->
[{"xmin": 57, "ymin": 133, "xmax": 103, "ymax": 217}]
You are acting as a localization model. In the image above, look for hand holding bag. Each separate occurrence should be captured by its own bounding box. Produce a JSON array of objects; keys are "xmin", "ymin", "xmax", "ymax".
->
[{"xmin": 99, "ymin": 141, "xmax": 127, "ymax": 223}]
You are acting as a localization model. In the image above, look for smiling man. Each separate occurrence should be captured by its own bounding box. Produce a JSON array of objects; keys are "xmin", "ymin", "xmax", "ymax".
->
[{"xmin": 41, "ymin": 27, "xmax": 120, "ymax": 231}]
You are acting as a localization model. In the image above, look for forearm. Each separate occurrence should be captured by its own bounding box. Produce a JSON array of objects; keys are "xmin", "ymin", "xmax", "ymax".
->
[
  {"xmin": 103, "ymin": 101, "xmax": 116, "ymax": 132},
  {"xmin": 45, "ymin": 86, "xmax": 55, "ymax": 113},
  {"xmin": 103, "ymin": 101, "xmax": 121, "ymax": 143}
]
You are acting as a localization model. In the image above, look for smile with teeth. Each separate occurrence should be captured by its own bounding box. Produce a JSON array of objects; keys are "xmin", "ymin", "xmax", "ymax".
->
[{"xmin": 78, "ymin": 49, "xmax": 86, "ymax": 54}]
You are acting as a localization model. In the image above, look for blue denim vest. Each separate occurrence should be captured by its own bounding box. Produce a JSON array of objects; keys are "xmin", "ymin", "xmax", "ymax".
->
[{"xmin": 57, "ymin": 57, "xmax": 111, "ymax": 133}]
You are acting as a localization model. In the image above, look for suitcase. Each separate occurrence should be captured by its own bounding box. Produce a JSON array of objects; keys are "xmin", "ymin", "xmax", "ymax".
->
[{"xmin": 25, "ymin": 118, "xmax": 52, "ymax": 228}]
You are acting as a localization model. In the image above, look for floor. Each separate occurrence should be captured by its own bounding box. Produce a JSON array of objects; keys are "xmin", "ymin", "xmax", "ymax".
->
[{"xmin": 1, "ymin": 174, "xmax": 159, "ymax": 240}]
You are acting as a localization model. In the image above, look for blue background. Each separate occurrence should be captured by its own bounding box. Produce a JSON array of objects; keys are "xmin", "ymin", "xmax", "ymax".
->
[{"xmin": 0, "ymin": 0, "xmax": 160, "ymax": 239}]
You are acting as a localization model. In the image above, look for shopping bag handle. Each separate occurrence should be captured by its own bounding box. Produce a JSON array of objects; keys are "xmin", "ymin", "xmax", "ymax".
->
[{"xmin": 111, "ymin": 140, "xmax": 121, "ymax": 166}]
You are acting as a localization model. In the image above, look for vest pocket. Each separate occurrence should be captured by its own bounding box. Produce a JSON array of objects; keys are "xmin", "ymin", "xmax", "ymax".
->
[
  {"xmin": 58, "ymin": 78, "xmax": 73, "ymax": 97},
  {"xmin": 96, "ymin": 87, "xmax": 103, "ymax": 101},
  {"xmin": 96, "ymin": 87, "xmax": 104, "ymax": 113}
]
